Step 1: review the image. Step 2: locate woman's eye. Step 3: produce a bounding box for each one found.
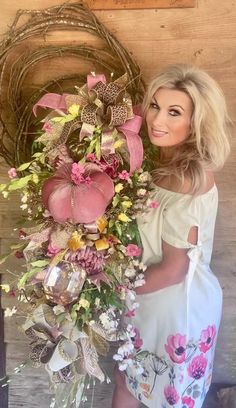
[169,109,181,116]
[150,102,159,109]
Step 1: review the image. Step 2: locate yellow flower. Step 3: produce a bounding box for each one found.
[78,298,90,310]
[68,104,80,116]
[96,216,108,233]
[114,139,125,149]
[1,284,10,293]
[121,200,132,209]
[95,237,110,251]
[68,231,85,252]
[32,174,39,184]
[118,213,131,222]
[115,183,124,193]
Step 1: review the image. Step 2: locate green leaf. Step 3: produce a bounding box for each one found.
[10,243,25,250]
[32,152,43,158]
[0,253,10,265]
[17,162,32,171]
[0,184,7,192]
[115,222,122,238]
[95,137,101,160]
[112,195,120,207]
[8,175,32,191]
[30,259,49,267]
[18,267,40,289]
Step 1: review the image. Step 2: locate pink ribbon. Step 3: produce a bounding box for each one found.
[118,113,143,174]
[32,76,144,173]
[33,93,68,116]
[87,74,106,90]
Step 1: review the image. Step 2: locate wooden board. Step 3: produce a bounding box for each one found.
[0,0,236,406]
[86,0,196,9]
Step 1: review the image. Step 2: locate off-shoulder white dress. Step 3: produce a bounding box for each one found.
[125,185,222,408]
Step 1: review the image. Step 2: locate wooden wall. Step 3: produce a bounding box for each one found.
[0,0,236,406]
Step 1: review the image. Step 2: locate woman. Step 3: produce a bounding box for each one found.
[112,64,231,408]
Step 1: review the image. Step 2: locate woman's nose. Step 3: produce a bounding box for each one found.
[152,109,166,126]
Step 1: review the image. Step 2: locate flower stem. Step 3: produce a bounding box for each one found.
[181,379,195,397]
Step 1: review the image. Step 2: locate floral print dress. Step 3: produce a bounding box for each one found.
[125,184,222,408]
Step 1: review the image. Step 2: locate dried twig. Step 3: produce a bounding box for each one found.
[0,2,145,166]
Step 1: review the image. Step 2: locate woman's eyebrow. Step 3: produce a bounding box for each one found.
[169,104,185,111]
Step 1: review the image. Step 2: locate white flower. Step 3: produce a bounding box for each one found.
[134,279,146,288]
[20,204,27,210]
[124,267,136,278]
[118,341,134,356]
[118,362,128,371]
[139,262,147,272]
[21,193,28,203]
[53,305,65,315]
[126,289,136,301]
[2,191,9,198]
[4,306,17,317]
[137,188,147,197]
[95,297,100,307]
[138,172,151,183]
[113,354,123,361]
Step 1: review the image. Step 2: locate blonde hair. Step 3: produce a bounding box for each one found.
[143,64,231,193]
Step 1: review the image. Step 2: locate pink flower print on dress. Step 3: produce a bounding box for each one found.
[199,325,217,353]
[182,396,195,408]
[164,385,180,405]
[165,333,186,363]
[188,354,208,380]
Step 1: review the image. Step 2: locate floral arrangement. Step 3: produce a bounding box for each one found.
[0,73,156,407]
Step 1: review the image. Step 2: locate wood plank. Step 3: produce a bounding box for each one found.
[86,0,196,10]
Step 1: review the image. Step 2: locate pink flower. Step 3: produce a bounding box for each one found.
[100,155,120,178]
[188,354,208,379]
[47,241,61,257]
[149,200,159,209]
[86,153,97,162]
[69,247,106,275]
[43,121,53,133]
[164,385,180,405]
[8,168,17,179]
[125,309,136,318]
[199,325,217,353]
[165,333,186,363]
[14,251,24,259]
[125,244,142,258]
[42,163,114,224]
[71,162,92,185]
[132,328,143,350]
[182,396,195,408]
[118,170,130,180]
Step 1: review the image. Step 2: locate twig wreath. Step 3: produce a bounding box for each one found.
[0,1,145,167]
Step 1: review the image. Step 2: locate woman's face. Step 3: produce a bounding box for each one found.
[146,87,193,148]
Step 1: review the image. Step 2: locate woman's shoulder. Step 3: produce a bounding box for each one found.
[157,172,215,195]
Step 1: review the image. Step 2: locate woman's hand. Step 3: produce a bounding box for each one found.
[135,239,191,295]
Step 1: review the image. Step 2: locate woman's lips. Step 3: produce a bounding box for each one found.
[151,128,168,137]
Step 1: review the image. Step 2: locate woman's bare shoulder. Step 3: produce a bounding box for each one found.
[157,172,215,195]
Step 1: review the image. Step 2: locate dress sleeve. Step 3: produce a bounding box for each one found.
[161,197,200,249]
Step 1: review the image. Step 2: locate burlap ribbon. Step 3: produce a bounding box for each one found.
[33,74,143,173]
[23,304,108,381]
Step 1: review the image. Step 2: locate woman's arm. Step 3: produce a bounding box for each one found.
[135,226,198,295]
